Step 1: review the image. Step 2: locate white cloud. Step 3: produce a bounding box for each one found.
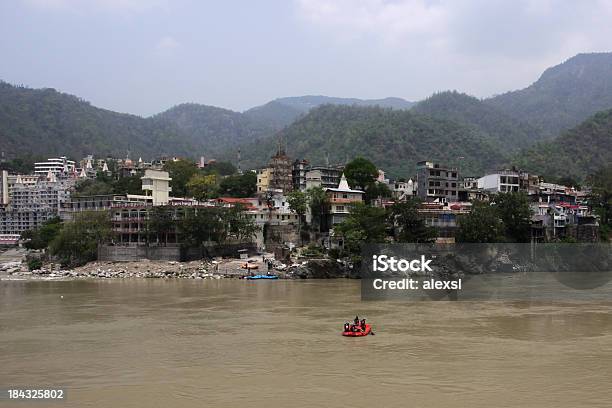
[296,0,449,45]
[296,0,612,56]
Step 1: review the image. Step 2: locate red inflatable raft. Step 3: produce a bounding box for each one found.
[342,324,372,337]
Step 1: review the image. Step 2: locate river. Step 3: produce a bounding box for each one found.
[1,279,612,407]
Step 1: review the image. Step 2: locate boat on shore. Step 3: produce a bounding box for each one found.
[245,274,279,280]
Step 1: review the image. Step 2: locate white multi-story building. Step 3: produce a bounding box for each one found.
[477,170,520,193]
[34,156,76,177]
[325,173,364,225]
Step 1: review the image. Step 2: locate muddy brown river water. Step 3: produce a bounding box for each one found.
[1,279,612,407]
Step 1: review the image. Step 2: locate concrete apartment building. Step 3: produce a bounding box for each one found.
[476,169,540,194]
[0,169,75,235]
[416,161,460,203]
[305,165,343,191]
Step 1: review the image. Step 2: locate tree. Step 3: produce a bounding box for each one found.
[222,204,260,242]
[148,206,174,246]
[334,203,388,259]
[218,172,257,197]
[164,159,199,197]
[49,211,113,267]
[365,182,392,204]
[493,192,532,242]
[202,161,237,176]
[306,186,329,232]
[344,157,378,190]
[22,217,63,250]
[74,179,114,196]
[180,207,224,245]
[388,199,436,243]
[456,201,504,243]
[179,206,259,246]
[113,174,143,195]
[287,190,308,245]
[187,173,218,200]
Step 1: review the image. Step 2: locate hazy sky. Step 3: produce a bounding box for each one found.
[2,0,612,116]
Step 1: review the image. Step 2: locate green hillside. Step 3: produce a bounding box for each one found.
[412,91,543,148]
[233,104,507,178]
[244,95,414,129]
[0,81,195,159]
[512,109,612,181]
[486,52,612,137]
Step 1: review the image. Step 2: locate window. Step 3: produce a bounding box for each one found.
[336,205,345,212]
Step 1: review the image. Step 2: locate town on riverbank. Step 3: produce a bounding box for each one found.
[1,146,610,280]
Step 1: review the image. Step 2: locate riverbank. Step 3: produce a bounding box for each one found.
[1,255,351,280]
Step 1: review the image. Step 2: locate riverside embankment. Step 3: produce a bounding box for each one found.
[1,255,350,280]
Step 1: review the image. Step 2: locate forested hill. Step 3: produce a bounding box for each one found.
[485,52,612,137]
[152,103,278,153]
[512,109,612,181]
[0,82,195,159]
[244,95,414,129]
[0,82,416,161]
[232,104,507,177]
[412,91,543,148]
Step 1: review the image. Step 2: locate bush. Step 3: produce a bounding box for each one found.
[26,255,43,271]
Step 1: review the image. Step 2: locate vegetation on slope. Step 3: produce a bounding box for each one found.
[512,109,612,181]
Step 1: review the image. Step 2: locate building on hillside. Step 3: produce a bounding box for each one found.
[531,201,599,242]
[140,170,172,205]
[303,165,343,191]
[477,170,521,193]
[417,201,472,243]
[34,156,76,177]
[416,161,459,203]
[325,173,364,226]
[292,159,309,191]
[392,179,417,201]
[459,176,490,201]
[377,169,390,185]
[0,171,75,235]
[267,142,293,194]
[476,169,539,195]
[256,168,271,193]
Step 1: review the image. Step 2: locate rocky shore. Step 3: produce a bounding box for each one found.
[1,257,351,280]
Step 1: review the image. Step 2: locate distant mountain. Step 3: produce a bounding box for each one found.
[244,95,414,128]
[512,108,612,181]
[486,52,612,137]
[0,81,194,160]
[152,103,277,155]
[412,91,543,148]
[0,83,417,162]
[233,104,507,177]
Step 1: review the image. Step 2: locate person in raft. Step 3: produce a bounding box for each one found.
[344,322,350,332]
[361,319,366,331]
